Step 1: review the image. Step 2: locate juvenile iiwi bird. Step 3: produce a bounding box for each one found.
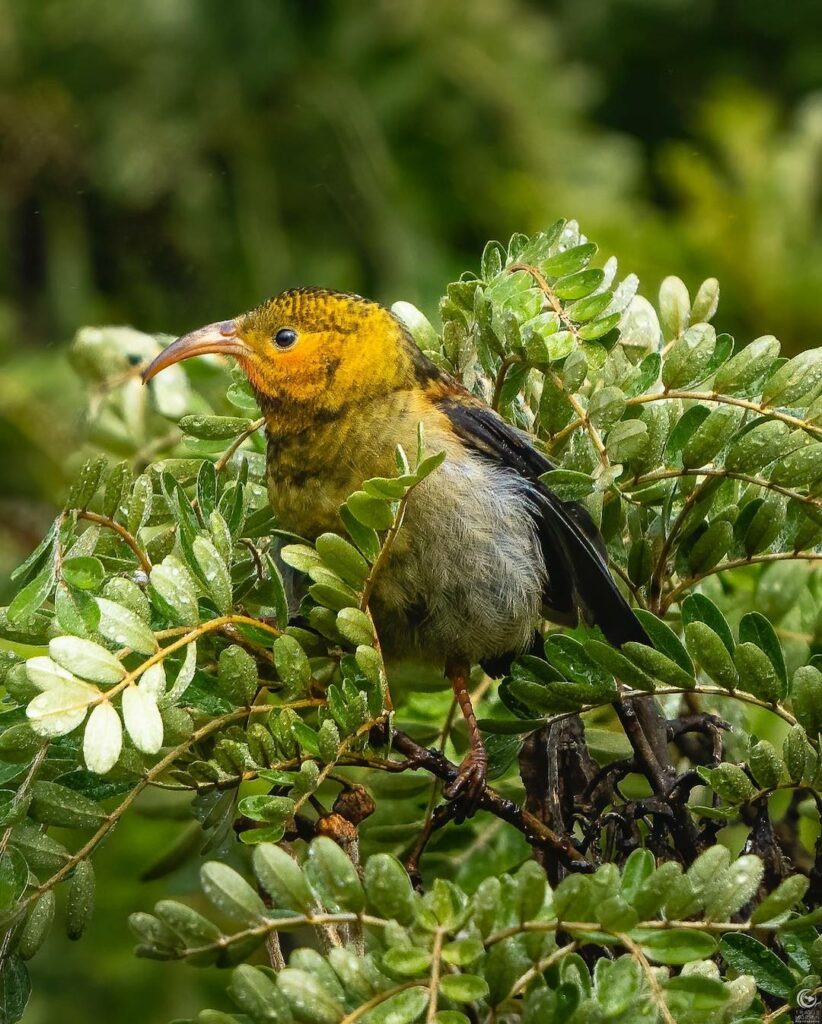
[143,288,648,815]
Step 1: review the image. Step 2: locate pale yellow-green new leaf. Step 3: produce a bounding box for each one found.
[95,597,158,655]
[83,701,123,774]
[27,681,99,738]
[122,685,164,754]
[49,636,125,686]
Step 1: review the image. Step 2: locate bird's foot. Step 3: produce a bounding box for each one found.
[443,746,488,823]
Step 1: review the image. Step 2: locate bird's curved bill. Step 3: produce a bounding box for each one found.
[141,321,247,383]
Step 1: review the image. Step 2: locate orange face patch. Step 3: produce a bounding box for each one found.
[235,288,419,429]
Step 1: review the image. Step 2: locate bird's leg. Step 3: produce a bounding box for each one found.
[443,656,487,820]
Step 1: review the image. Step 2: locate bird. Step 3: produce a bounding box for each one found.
[142,287,649,816]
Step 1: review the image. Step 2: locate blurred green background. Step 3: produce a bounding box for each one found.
[3,0,822,1019]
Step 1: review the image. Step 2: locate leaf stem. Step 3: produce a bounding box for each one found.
[77,510,152,574]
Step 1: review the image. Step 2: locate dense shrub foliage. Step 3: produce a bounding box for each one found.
[1,223,822,1022]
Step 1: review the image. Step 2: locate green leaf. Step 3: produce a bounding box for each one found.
[658,275,690,342]
[66,456,107,511]
[748,739,783,790]
[661,976,729,1011]
[61,556,105,592]
[273,634,311,693]
[543,636,617,698]
[567,289,612,323]
[315,533,370,587]
[10,517,58,584]
[192,535,233,614]
[179,414,252,440]
[439,975,489,1003]
[227,964,295,1019]
[48,636,125,686]
[277,968,345,1024]
[620,849,654,905]
[346,491,395,530]
[280,543,322,573]
[666,406,710,461]
[579,312,621,341]
[382,947,433,976]
[734,642,785,703]
[150,556,200,626]
[28,781,106,829]
[339,506,380,562]
[237,794,295,824]
[226,379,260,413]
[588,386,626,430]
[0,846,27,911]
[552,268,605,300]
[686,520,733,574]
[607,420,649,463]
[18,891,56,960]
[743,494,784,555]
[584,640,656,692]
[783,724,815,785]
[719,933,796,998]
[363,987,429,1024]
[336,607,374,647]
[95,597,157,655]
[252,843,313,913]
[364,854,416,925]
[633,610,693,676]
[662,323,716,388]
[66,860,95,940]
[685,621,737,690]
[0,955,30,1024]
[218,645,258,705]
[681,593,734,656]
[542,242,597,277]
[737,618,786,700]
[127,474,154,535]
[442,938,484,967]
[629,862,683,919]
[791,665,822,736]
[304,836,365,913]
[200,861,266,925]
[540,470,595,502]
[714,334,780,392]
[101,461,131,518]
[682,406,744,468]
[762,349,822,407]
[702,763,756,805]
[7,567,55,626]
[633,928,717,965]
[750,875,809,924]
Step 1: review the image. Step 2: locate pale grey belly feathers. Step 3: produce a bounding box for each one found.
[370,452,547,662]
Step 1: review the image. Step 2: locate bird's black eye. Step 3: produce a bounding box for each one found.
[274,327,298,350]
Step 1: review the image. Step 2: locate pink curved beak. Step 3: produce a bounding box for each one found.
[141,320,247,383]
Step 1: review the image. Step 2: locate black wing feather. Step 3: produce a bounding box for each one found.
[438,396,649,648]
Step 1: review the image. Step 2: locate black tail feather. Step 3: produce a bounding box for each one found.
[534,487,650,649]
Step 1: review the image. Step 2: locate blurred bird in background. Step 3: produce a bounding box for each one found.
[143,288,648,815]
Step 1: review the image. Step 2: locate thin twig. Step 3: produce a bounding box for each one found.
[618,931,677,1024]
[492,354,524,411]
[214,417,266,474]
[77,510,152,574]
[663,551,820,611]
